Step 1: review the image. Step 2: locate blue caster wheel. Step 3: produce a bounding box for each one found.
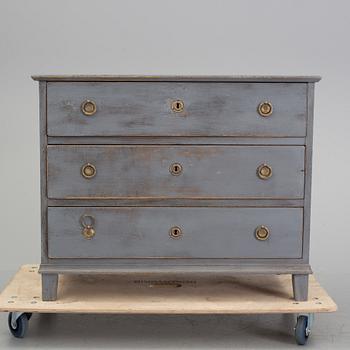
[7,312,31,338]
[295,315,310,345]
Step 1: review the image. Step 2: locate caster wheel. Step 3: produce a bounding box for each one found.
[25,313,33,320]
[7,313,29,338]
[295,315,309,345]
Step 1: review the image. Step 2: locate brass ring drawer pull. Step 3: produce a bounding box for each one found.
[171,99,184,113]
[81,99,97,116]
[255,225,270,241]
[258,101,273,117]
[169,162,183,176]
[80,214,96,239]
[169,226,183,239]
[81,163,96,179]
[257,163,272,180]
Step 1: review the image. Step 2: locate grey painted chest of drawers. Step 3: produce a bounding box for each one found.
[32,75,320,301]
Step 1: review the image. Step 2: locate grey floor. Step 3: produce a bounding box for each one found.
[0,270,348,349]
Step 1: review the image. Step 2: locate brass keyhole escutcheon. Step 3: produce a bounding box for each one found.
[255,225,270,241]
[80,214,96,240]
[171,99,184,113]
[170,163,183,176]
[81,99,97,116]
[169,226,183,239]
[81,163,96,179]
[258,101,273,117]
[82,226,96,239]
[257,163,272,180]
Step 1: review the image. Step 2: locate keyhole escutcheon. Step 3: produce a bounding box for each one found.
[171,99,185,113]
[170,162,183,176]
[169,226,183,239]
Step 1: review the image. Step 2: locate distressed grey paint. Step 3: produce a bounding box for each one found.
[39,82,49,264]
[41,274,58,301]
[47,207,303,259]
[39,263,313,275]
[33,75,319,301]
[32,75,321,82]
[302,83,315,264]
[292,274,309,301]
[47,198,305,207]
[47,136,307,145]
[47,82,307,137]
[47,145,305,199]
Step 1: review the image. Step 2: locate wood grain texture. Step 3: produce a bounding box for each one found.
[41,273,58,301]
[34,76,319,299]
[302,83,315,263]
[47,136,307,145]
[47,198,305,207]
[47,145,305,199]
[47,207,303,259]
[0,265,336,314]
[38,262,312,274]
[46,82,307,137]
[39,82,48,264]
[32,75,322,82]
[292,274,309,301]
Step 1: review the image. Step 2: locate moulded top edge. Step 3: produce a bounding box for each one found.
[31,75,322,83]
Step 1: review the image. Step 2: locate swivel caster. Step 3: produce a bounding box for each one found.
[295,314,313,345]
[7,312,32,338]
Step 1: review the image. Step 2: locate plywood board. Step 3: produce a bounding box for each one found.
[0,265,337,314]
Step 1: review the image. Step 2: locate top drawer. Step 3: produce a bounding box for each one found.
[46,82,307,137]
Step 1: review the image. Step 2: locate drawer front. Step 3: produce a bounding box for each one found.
[48,207,303,259]
[47,82,307,137]
[47,145,305,199]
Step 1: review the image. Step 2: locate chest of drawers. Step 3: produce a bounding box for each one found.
[32,75,320,301]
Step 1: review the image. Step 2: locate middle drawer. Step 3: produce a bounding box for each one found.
[47,145,305,199]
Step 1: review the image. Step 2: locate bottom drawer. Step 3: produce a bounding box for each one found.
[48,207,303,259]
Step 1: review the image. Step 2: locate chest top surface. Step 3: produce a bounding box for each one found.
[32,74,321,82]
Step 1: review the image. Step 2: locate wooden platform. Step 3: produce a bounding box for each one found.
[0,265,337,315]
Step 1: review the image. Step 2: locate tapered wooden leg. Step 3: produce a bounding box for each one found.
[42,273,58,301]
[292,274,309,301]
